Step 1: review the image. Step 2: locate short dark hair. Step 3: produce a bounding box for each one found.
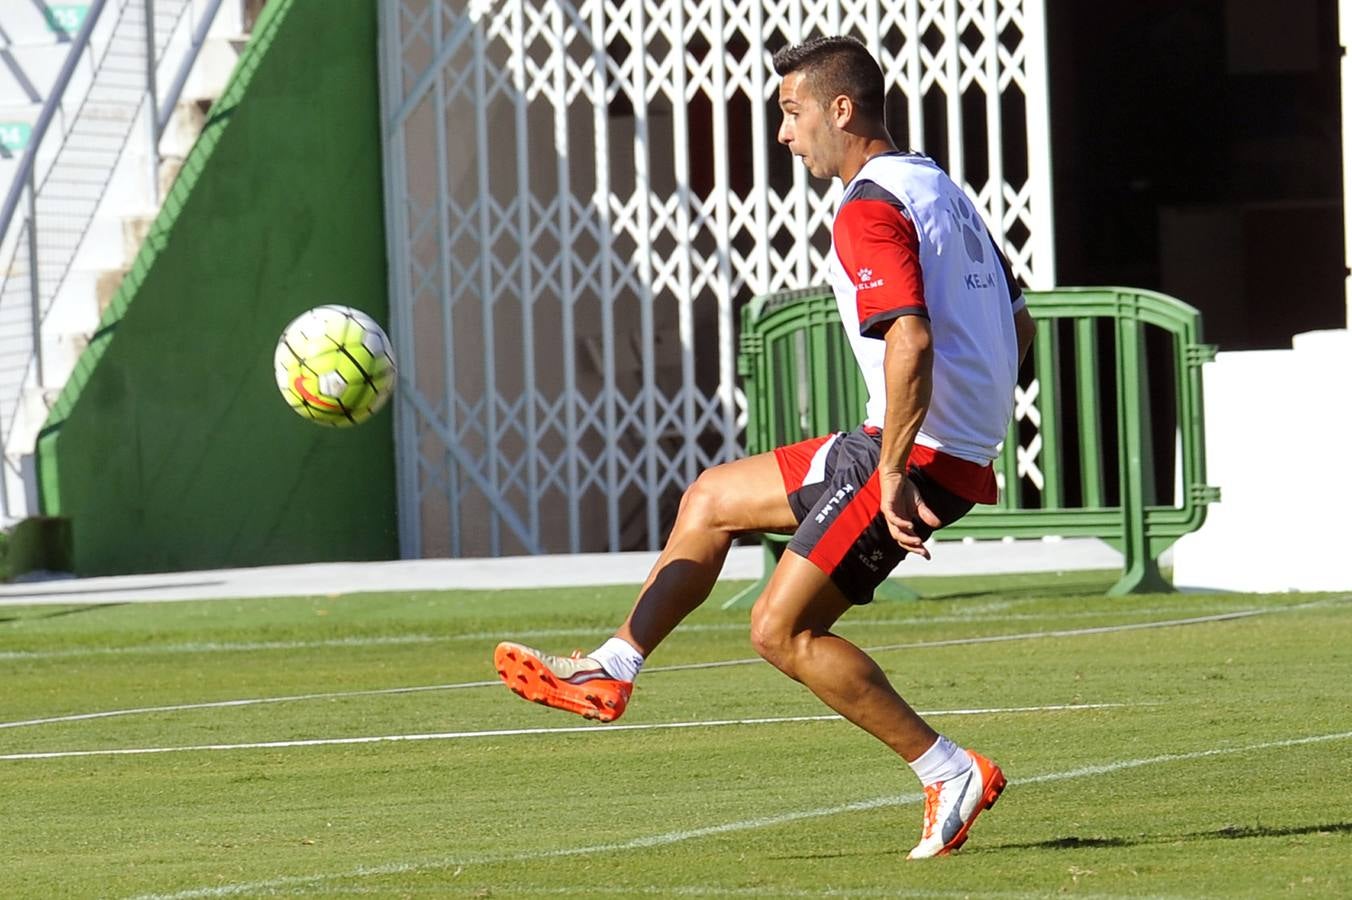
[772,35,885,124]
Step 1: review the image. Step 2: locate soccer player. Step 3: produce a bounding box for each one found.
[495,34,1036,859]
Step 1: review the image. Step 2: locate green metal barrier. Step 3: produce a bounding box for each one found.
[726,286,1219,606]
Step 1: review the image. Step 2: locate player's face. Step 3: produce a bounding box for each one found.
[777,72,843,179]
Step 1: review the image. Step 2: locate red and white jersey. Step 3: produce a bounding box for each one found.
[827,152,1024,502]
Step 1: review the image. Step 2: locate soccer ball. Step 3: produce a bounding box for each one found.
[274,305,396,426]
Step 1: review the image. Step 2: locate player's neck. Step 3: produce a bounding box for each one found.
[838,137,900,185]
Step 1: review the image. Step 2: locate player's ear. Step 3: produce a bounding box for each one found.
[830,94,853,128]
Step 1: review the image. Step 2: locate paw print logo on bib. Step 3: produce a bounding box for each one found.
[949,197,987,265]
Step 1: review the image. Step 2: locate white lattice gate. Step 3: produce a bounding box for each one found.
[377,0,1056,558]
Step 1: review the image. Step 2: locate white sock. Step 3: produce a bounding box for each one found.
[588,636,644,682]
[908,735,973,787]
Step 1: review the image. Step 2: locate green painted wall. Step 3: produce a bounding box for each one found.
[36,0,398,575]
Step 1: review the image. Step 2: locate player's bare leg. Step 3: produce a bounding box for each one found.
[748,550,1005,857]
[748,550,937,757]
[615,451,797,655]
[494,452,796,721]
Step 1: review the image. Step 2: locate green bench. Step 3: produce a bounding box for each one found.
[726,286,1219,606]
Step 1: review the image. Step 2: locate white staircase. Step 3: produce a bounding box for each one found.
[0,0,251,522]
[0,3,106,211]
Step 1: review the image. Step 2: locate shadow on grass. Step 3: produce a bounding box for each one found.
[770,822,1352,862]
[895,569,1123,603]
[919,582,1118,602]
[0,580,223,601]
[0,602,130,623]
[993,820,1352,851]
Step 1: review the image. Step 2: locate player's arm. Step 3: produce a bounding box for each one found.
[831,190,941,556]
[1014,305,1036,365]
[877,315,938,557]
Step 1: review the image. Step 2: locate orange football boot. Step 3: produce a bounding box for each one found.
[494,641,633,722]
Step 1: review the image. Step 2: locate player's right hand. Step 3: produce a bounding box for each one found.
[880,470,942,558]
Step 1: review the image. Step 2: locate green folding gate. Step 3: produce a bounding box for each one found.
[731,286,1219,604]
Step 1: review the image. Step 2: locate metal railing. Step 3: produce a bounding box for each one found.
[0,0,228,523]
[728,285,1220,603]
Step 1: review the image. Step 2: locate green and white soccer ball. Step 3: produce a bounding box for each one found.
[274,305,396,426]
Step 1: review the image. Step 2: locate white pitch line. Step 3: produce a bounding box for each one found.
[6,598,1343,662]
[1,604,1307,731]
[863,608,1270,654]
[0,704,1125,761]
[0,681,499,730]
[608,607,1272,674]
[0,634,445,661]
[132,728,1352,900]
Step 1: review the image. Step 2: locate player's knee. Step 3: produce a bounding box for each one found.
[678,467,728,529]
[749,607,799,677]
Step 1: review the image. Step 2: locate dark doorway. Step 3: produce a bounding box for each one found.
[1046,0,1345,350]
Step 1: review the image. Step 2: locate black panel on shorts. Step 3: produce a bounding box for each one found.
[783,427,974,603]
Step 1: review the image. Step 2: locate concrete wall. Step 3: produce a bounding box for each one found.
[35,0,397,575]
[1172,328,1352,591]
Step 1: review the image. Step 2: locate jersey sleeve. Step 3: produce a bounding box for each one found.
[832,193,927,340]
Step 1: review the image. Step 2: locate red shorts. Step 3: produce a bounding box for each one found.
[773,426,979,603]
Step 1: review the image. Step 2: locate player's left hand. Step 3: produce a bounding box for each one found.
[879,470,942,558]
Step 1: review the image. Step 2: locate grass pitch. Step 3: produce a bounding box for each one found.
[1,569,1349,898]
